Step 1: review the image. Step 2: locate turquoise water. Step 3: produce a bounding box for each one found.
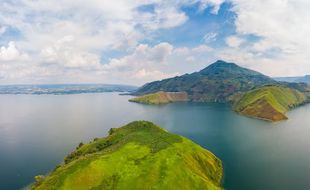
[1,93,310,189]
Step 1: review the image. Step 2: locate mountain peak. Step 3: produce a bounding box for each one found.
[207,60,238,68]
[213,60,234,65]
[199,60,244,75]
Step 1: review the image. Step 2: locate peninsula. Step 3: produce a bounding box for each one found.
[31,121,223,190]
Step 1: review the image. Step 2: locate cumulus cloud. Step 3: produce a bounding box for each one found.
[0,41,28,61]
[134,69,178,81]
[40,35,102,70]
[99,42,216,84]
[225,36,244,48]
[4,0,309,83]
[101,42,175,84]
[227,0,310,76]
[139,6,188,30]
[0,0,225,84]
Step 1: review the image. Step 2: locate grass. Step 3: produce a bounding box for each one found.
[129,91,188,105]
[233,85,307,121]
[31,121,223,190]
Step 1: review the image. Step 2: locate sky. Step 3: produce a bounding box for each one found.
[0,0,310,85]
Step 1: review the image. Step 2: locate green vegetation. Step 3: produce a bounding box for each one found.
[133,60,276,102]
[31,121,223,190]
[129,91,188,105]
[233,85,308,121]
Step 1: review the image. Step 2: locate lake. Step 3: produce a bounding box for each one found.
[1,93,310,190]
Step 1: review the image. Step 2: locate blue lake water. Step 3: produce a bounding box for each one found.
[1,93,310,189]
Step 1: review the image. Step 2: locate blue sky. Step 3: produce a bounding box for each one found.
[101,2,236,64]
[0,0,310,85]
[153,2,236,48]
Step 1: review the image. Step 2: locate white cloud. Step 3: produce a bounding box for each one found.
[225,36,244,48]
[0,0,225,84]
[134,69,178,81]
[40,35,102,70]
[139,5,188,30]
[0,41,28,61]
[7,0,310,83]
[99,42,216,84]
[227,0,310,76]
[192,45,213,53]
[186,56,195,62]
[199,0,225,13]
[2,0,309,84]
[101,42,175,84]
[173,47,190,55]
[203,32,217,43]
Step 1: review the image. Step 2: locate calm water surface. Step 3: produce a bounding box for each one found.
[1,93,310,190]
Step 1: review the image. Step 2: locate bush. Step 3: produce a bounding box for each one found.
[109,128,116,135]
[93,138,99,141]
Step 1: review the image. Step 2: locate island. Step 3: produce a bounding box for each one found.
[31,121,223,190]
[129,60,310,121]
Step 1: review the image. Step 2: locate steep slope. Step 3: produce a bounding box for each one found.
[134,60,276,102]
[129,91,188,104]
[233,85,308,121]
[31,121,223,190]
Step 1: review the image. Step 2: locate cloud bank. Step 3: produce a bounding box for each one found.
[0,0,309,84]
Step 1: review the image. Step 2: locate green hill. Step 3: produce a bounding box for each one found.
[129,91,188,104]
[133,60,277,102]
[233,85,308,121]
[31,121,223,190]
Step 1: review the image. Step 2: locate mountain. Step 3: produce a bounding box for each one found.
[233,85,308,122]
[133,60,277,102]
[131,60,310,121]
[275,75,310,84]
[31,121,223,190]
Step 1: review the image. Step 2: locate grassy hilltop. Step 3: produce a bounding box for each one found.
[32,121,223,190]
[233,85,307,121]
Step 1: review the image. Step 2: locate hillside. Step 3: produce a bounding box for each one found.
[133,60,277,102]
[233,86,308,121]
[129,91,188,104]
[31,121,223,190]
